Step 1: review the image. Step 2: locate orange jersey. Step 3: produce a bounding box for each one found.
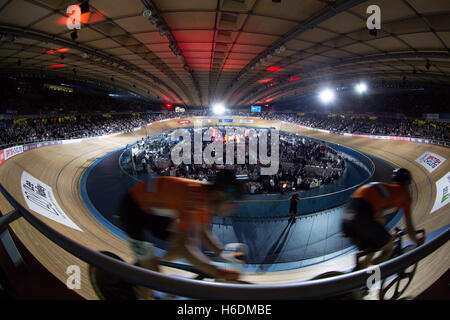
[351,182,411,223]
[129,176,210,232]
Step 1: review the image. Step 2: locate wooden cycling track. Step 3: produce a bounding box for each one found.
[0,117,448,300]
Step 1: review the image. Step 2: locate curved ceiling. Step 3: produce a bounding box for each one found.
[0,0,449,107]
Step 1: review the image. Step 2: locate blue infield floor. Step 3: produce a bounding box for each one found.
[81,146,396,271]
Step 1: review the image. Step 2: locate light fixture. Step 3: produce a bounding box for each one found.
[212,102,226,115]
[142,9,152,18]
[149,16,158,24]
[355,82,368,94]
[318,88,335,104]
[267,66,284,72]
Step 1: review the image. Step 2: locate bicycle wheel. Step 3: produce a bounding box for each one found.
[379,245,418,300]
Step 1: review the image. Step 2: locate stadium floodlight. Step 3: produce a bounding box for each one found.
[318,88,335,104]
[212,102,226,115]
[355,82,368,94]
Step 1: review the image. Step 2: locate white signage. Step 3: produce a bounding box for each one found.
[195,119,211,124]
[21,171,83,231]
[431,171,450,214]
[416,151,446,173]
[4,145,24,160]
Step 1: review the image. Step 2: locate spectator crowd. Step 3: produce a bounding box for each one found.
[128,127,345,195]
[2,110,449,149]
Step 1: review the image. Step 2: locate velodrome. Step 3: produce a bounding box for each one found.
[0,116,448,300]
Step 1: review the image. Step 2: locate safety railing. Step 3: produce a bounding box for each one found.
[0,183,448,299]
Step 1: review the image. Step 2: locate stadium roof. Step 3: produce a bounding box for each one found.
[0,0,449,107]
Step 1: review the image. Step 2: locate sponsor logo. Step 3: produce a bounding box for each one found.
[431,171,450,213]
[195,119,211,124]
[177,120,191,124]
[21,171,83,231]
[218,119,233,123]
[416,152,446,173]
[4,145,24,160]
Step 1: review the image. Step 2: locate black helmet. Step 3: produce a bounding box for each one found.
[211,169,245,200]
[392,168,412,186]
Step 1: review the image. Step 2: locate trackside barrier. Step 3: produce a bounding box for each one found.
[0,184,448,300]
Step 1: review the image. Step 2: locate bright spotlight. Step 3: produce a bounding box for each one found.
[355,82,368,94]
[212,103,226,115]
[319,88,335,104]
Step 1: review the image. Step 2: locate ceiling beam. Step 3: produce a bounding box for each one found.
[226,0,369,98]
[141,0,202,106]
[245,70,450,104]
[236,51,450,104]
[0,24,185,104]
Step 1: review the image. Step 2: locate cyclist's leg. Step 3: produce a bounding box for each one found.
[359,252,375,270]
[342,198,381,269]
[127,238,159,299]
[163,231,221,278]
[371,238,394,265]
[118,193,160,299]
[360,217,393,267]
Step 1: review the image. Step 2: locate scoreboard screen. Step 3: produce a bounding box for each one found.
[251,106,261,112]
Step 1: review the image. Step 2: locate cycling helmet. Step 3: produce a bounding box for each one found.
[211,169,245,200]
[392,168,412,186]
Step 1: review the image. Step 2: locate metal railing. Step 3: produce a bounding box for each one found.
[0,183,448,299]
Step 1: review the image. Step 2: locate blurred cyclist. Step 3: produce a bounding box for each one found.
[119,169,244,299]
[341,168,424,270]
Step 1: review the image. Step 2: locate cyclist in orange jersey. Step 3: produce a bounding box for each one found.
[118,169,245,298]
[341,168,423,270]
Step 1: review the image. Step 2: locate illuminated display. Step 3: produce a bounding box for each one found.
[266,66,284,72]
[251,106,261,112]
[44,84,74,93]
[46,64,66,68]
[46,48,69,55]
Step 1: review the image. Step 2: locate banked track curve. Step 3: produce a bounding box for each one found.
[0,117,448,300]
